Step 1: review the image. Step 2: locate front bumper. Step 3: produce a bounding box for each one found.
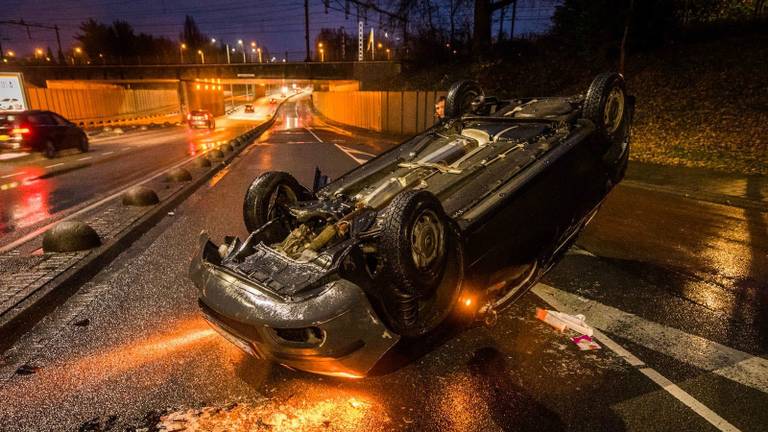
[189,233,399,378]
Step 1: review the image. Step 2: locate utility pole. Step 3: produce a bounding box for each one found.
[509,0,518,40]
[304,0,311,62]
[54,25,64,63]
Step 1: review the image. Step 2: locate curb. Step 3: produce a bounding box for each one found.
[620,179,768,212]
[0,101,286,351]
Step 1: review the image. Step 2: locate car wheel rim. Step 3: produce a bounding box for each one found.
[410,209,444,271]
[266,184,298,222]
[603,87,625,134]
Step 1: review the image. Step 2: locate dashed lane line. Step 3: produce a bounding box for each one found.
[102,151,115,156]
[533,283,741,432]
[45,163,64,169]
[0,151,206,254]
[77,156,92,161]
[1,172,22,179]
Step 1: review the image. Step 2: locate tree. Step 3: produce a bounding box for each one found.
[181,15,207,52]
[472,0,516,54]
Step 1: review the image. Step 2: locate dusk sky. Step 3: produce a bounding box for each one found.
[1,0,555,59]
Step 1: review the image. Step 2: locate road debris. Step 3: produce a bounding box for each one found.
[571,335,602,351]
[535,307,594,336]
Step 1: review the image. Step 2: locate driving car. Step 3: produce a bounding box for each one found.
[244,104,255,113]
[190,72,634,378]
[187,109,215,129]
[0,110,89,158]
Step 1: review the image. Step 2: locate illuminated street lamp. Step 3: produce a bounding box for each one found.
[73,46,83,64]
[237,39,246,63]
[386,48,391,60]
[6,50,14,58]
[35,48,44,58]
[197,49,205,64]
[210,38,216,43]
[317,42,324,62]
[179,42,187,63]
[257,47,262,63]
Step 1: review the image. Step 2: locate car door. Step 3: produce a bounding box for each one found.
[26,113,57,150]
[50,113,79,149]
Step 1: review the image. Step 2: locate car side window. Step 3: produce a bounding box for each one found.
[50,113,70,126]
[28,113,56,125]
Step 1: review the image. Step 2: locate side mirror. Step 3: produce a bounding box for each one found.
[312,166,330,192]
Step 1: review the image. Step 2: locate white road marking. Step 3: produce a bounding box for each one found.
[533,283,743,432]
[567,245,597,257]
[77,156,92,161]
[102,151,115,156]
[533,283,768,394]
[305,127,323,143]
[0,151,205,254]
[45,162,64,168]
[1,172,22,179]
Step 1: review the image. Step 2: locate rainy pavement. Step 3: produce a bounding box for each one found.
[0,97,277,251]
[0,97,766,431]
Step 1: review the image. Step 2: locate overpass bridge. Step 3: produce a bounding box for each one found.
[0,61,400,88]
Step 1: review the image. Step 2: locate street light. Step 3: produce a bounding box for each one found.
[6,50,15,58]
[179,43,187,63]
[210,38,216,43]
[319,48,325,62]
[73,46,82,64]
[257,47,262,63]
[386,48,391,60]
[237,40,246,63]
[197,49,205,64]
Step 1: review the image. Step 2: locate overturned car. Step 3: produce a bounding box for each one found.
[190,72,634,378]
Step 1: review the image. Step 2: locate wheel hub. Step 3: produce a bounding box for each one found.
[603,87,625,134]
[411,209,444,270]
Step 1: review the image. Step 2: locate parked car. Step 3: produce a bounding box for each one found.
[0,110,88,158]
[244,104,255,113]
[0,98,23,111]
[191,72,634,378]
[187,109,215,129]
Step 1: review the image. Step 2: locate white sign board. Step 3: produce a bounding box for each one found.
[0,73,28,112]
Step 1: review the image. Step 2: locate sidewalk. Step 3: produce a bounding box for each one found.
[623,161,768,211]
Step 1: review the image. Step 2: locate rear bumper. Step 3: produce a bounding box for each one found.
[189,233,399,378]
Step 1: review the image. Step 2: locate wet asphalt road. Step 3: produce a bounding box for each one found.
[0,100,275,250]
[0,97,766,431]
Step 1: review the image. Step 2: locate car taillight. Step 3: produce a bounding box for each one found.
[12,127,30,135]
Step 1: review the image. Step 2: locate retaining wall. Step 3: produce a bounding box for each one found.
[312,90,447,135]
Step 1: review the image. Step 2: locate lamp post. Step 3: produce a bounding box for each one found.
[73,46,82,64]
[225,43,231,64]
[257,47,262,63]
[237,39,246,63]
[179,43,186,63]
[317,42,323,62]
[197,50,205,64]
[386,48,391,60]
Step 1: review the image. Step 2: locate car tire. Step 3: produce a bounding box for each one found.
[582,72,627,141]
[44,140,57,159]
[243,171,311,236]
[379,190,464,337]
[445,80,484,118]
[78,135,89,153]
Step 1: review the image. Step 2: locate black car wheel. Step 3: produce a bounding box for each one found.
[582,72,627,141]
[43,140,57,159]
[379,190,463,337]
[78,135,89,153]
[243,171,310,237]
[445,80,484,118]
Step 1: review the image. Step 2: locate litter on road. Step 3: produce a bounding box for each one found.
[571,334,602,351]
[535,307,594,336]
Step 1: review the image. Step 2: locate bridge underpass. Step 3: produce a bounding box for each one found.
[0,61,399,88]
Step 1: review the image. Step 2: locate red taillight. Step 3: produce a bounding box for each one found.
[12,127,30,135]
